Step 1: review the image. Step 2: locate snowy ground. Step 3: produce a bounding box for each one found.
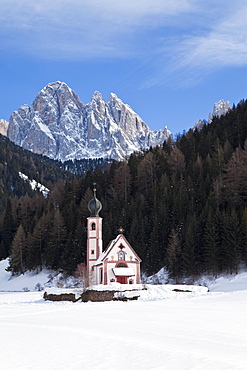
[0,260,247,370]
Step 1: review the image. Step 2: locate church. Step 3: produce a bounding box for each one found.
[87,187,142,286]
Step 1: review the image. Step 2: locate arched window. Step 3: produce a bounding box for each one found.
[117,263,127,268]
[91,222,96,230]
[118,251,125,260]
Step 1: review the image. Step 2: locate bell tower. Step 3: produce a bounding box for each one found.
[87,184,103,285]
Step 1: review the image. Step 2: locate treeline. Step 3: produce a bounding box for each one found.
[61,158,114,175]
[0,134,111,213]
[1,99,247,280]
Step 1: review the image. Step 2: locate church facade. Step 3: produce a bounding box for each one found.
[87,188,141,286]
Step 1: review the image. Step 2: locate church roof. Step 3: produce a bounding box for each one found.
[94,233,142,265]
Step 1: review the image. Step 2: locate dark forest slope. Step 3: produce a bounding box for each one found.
[2,99,247,279]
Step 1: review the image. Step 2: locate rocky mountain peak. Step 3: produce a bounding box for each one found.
[91,91,103,101]
[0,119,9,136]
[193,99,232,131]
[208,99,231,123]
[89,91,107,117]
[7,82,171,162]
[109,92,118,101]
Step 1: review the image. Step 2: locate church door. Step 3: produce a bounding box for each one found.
[116,276,127,284]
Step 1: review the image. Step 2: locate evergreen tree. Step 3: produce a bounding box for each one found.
[137,151,157,194]
[203,211,221,276]
[241,207,247,266]
[28,212,50,271]
[221,209,241,274]
[182,214,199,278]
[166,228,182,283]
[2,199,15,258]
[44,210,68,270]
[9,224,27,274]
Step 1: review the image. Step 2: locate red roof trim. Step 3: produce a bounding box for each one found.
[101,234,142,262]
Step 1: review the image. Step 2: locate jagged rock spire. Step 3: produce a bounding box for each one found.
[7,81,172,161]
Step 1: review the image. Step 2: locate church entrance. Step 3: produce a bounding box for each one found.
[116,276,128,284]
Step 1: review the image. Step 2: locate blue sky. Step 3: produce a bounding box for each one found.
[0,0,247,135]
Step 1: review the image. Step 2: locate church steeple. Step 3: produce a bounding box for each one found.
[88,183,102,217]
[87,184,103,285]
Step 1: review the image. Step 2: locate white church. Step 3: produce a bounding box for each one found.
[87,187,142,285]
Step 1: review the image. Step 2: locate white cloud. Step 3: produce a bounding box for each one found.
[179,6,247,68]
[1,0,247,86]
[141,1,247,88]
[0,0,196,59]
[0,0,194,25]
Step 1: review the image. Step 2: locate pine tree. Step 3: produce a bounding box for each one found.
[221,209,241,274]
[166,228,182,283]
[16,195,36,234]
[241,207,247,266]
[10,224,27,274]
[2,199,15,258]
[182,214,199,278]
[137,152,157,194]
[203,211,221,276]
[28,213,50,271]
[44,210,68,270]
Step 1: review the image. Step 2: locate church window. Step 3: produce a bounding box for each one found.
[91,222,96,230]
[91,250,95,255]
[117,263,127,268]
[118,251,125,260]
[100,268,103,283]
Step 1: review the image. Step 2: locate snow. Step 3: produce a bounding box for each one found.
[9,82,172,162]
[0,258,247,370]
[208,99,231,123]
[207,272,247,292]
[19,172,49,197]
[37,119,54,140]
[112,267,135,276]
[0,118,9,136]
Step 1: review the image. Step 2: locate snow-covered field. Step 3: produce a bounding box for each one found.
[0,259,247,370]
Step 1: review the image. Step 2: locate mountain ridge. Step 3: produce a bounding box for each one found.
[7,81,171,162]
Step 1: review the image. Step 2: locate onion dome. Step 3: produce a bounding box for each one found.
[88,186,102,217]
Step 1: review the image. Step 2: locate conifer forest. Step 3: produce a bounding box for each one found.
[1,99,247,280]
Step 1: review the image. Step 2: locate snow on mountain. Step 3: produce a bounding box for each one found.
[193,99,231,130]
[19,172,49,197]
[0,119,9,136]
[7,81,172,162]
[208,99,231,123]
[192,118,207,131]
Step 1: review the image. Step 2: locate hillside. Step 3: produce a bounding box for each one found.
[0,134,73,209]
[1,98,247,279]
